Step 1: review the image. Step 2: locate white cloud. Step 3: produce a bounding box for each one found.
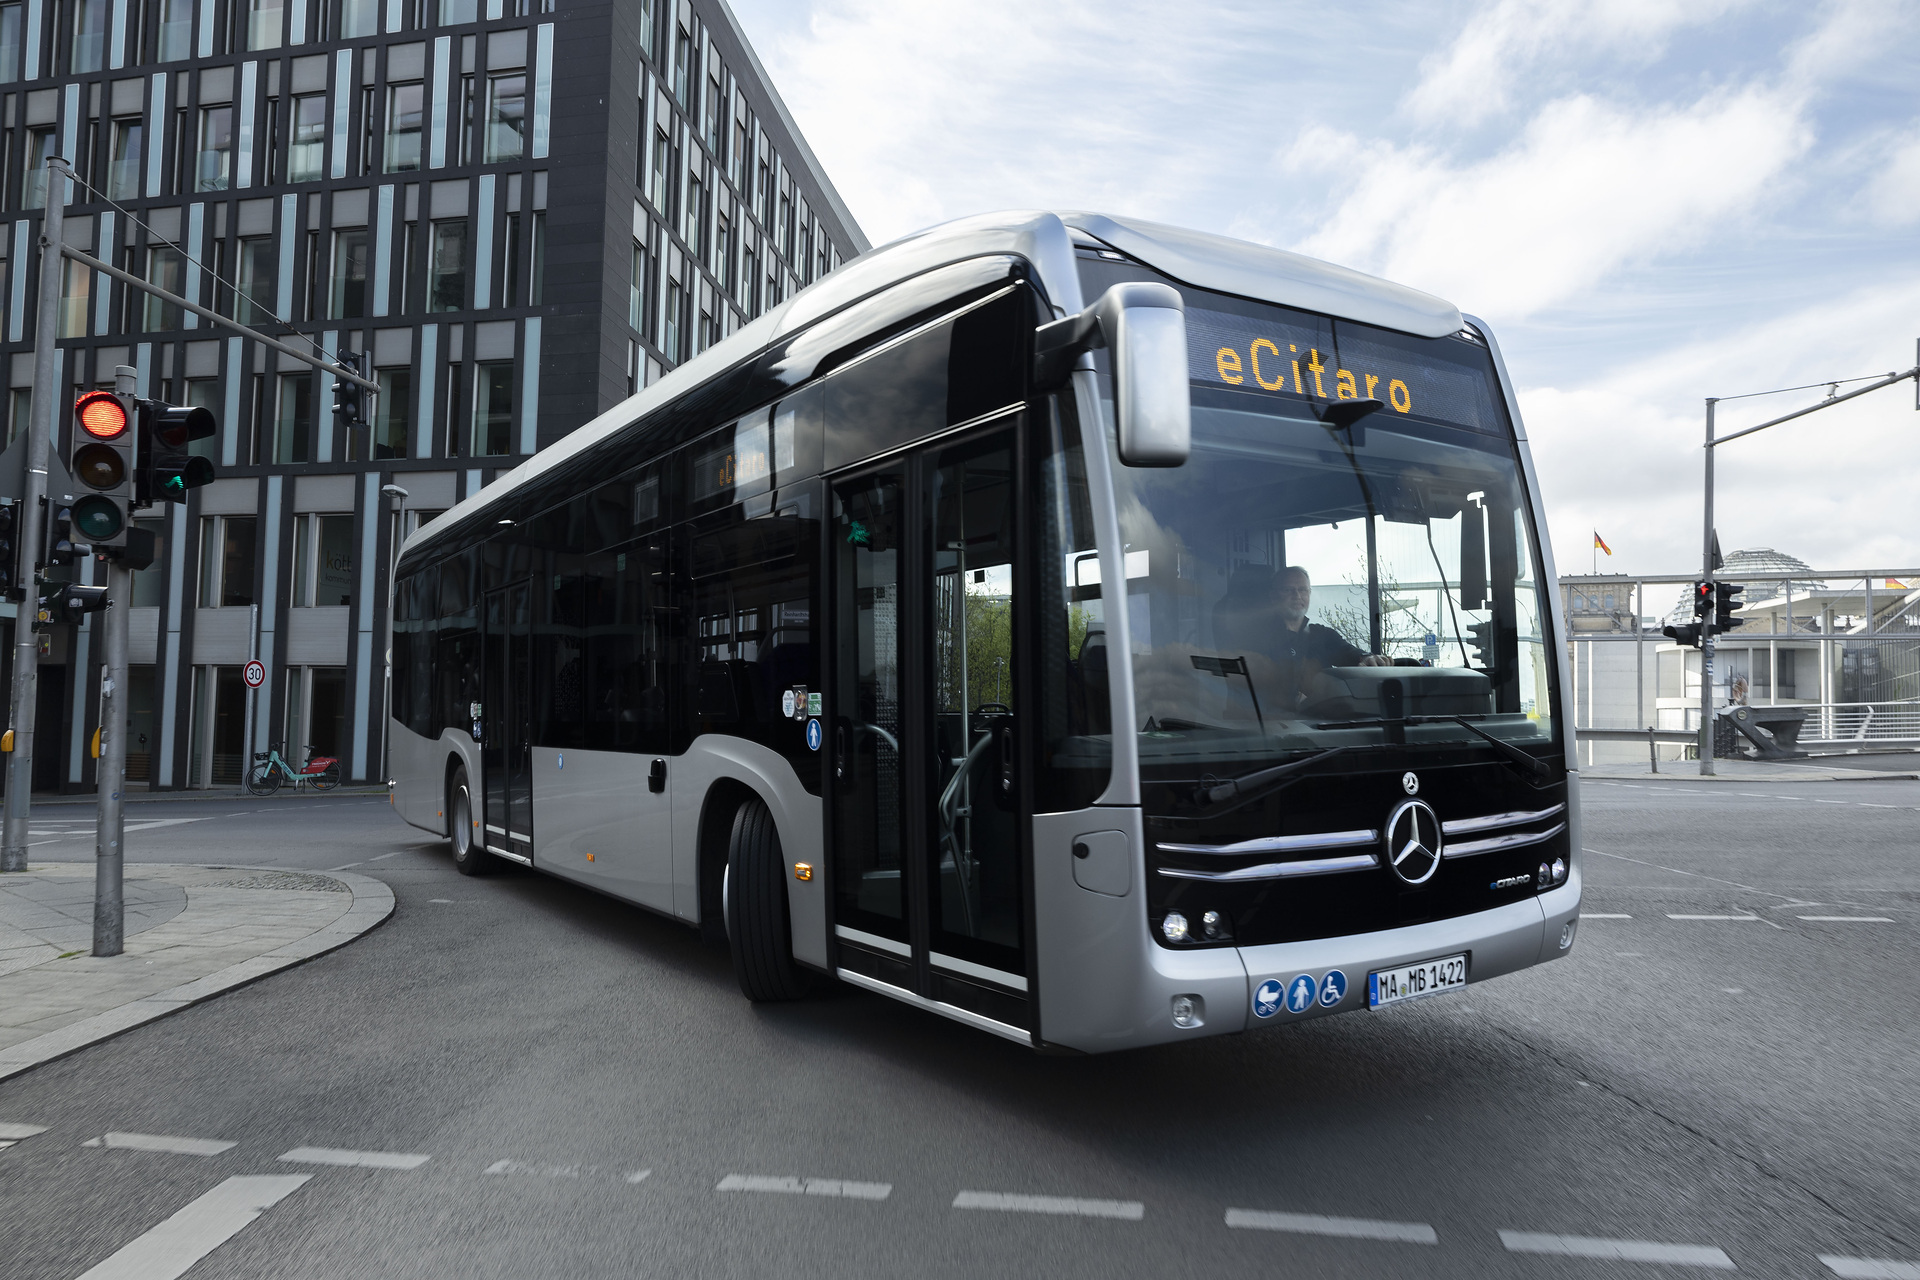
[1290,88,1811,319]
[1864,129,1920,225]
[1402,0,1746,127]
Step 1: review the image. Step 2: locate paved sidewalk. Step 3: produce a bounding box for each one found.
[1583,756,1920,782]
[0,862,392,1082]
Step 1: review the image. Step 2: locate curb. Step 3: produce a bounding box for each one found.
[0,868,395,1083]
[1582,770,1920,783]
[23,787,391,807]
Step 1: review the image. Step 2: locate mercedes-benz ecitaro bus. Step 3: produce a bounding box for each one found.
[388,210,1580,1053]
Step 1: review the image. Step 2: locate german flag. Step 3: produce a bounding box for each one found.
[1593,532,1612,556]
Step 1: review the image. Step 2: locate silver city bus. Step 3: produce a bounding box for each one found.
[388,211,1580,1052]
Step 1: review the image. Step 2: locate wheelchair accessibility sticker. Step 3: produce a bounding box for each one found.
[1319,969,1347,1008]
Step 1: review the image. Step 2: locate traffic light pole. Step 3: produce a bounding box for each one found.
[93,539,133,956]
[0,160,68,872]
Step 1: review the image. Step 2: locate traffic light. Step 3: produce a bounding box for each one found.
[53,583,109,625]
[1713,582,1745,633]
[332,352,367,431]
[46,501,77,566]
[1692,580,1714,618]
[1466,619,1495,667]
[1663,621,1703,649]
[70,389,135,550]
[0,501,15,597]
[137,400,217,506]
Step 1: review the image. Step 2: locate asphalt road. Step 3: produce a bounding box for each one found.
[1,776,1916,1278]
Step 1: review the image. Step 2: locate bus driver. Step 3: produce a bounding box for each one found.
[1214,564,1389,714]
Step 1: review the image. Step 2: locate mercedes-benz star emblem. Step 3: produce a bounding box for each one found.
[1402,771,1420,795]
[1384,799,1443,885]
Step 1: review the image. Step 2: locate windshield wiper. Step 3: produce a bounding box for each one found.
[1440,715,1553,781]
[1191,744,1357,813]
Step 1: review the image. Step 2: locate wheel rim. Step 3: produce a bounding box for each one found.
[451,785,471,857]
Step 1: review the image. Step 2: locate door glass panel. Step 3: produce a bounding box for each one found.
[927,435,1022,966]
[831,472,906,938]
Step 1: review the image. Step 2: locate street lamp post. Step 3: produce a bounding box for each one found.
[380,484,408,785]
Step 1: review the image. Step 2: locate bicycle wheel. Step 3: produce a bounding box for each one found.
[245,762,282,796]
[311,762,342,791]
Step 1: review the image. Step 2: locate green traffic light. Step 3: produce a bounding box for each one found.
[71,495,125,541]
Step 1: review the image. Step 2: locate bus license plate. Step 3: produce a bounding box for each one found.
[1368,954,1467,1009]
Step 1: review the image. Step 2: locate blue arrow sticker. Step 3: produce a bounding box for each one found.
[805,718,823,751]
[1252,979,1284,1019]
[1285,973,1318,1014]
[1319,969,1348,1008]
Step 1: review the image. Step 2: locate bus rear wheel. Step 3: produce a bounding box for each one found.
[448,765,490,876]
[726,797,810,1002]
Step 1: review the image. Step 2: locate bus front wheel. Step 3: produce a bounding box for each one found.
[725,797,810,1002]
[448,765,490,876]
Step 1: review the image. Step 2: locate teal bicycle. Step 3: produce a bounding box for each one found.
[245,741,342,795]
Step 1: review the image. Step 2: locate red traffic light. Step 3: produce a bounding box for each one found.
[75,391,129,440]
[1692,581,1714,617]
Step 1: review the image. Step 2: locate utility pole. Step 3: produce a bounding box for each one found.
[1699,398,1717,776]
[1,158,69,872]
[92,364,136,955]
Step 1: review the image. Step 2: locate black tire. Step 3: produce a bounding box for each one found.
[312,761,341,791]
[447,765,491,876]
[725,798,810,1002]
[245,763,281,796]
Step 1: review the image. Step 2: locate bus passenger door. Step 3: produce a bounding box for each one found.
[829,422,1031,1028]
[482,581,534,861]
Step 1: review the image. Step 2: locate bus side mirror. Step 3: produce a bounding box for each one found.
[1034,281,1191,468]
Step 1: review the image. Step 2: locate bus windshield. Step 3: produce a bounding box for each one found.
[1096,294,1559,775]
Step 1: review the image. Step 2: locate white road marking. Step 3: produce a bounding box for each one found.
[370,852,402,861]
[123,818,215,832]
[70,1174,309,1280]
[82,1132,235,1156]
[1799,916,1895,923]
[1225,1208,1436,1243]
[277,1146,429,1170]
[0,1122,49,1140]
[1668,914,1760,921]
[1581,913,1632,919]
[625,1169,651,1184]
[1821,1256,1920,1279]
[427,899,454,903]
[1499,1230,1734,1268]
[327,863,363,871]
[953,1190,1143,1220]
[717,1174,891,1200]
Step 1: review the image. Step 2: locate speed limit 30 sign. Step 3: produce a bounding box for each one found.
[243,659,266,688]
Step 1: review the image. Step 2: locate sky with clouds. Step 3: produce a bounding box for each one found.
[728,0,1920,579]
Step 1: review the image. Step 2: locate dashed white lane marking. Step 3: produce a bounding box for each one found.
[1225,1208,1436,1244]
[277,1146,429,1170]
[1799,916,1895,923]
[717,1174,891,1200]
[370,851,403,861]
[953,1190,1143,1220]
[82,1132,235,1156]
[427,898,454,903]
[0,1122,49,1140]
[482,1159,652,1184]
[1668,914,1760,922]
[70,1173,309,1280]
[1581,913,1632,919]
[1821,1256,1920,1279]
[1499,1230,1734,1269]
[327,863,363,871]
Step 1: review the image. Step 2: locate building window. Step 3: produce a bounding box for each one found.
[59,259,90,338]
[106,118,144,201]
[21,127,55,209]
[130,520,169,608]
[704,73,722,155]
[274,372,313,463]
[672,24,689,108]
[483,72,525,163]
[339,0,378,38]
[0,3,21,82]
[437,0,475,23]
[291,513,354,605]
[374,368,410,458]
[385,81,423,171]
[186,379,220,460]
[648,131,671,215]
[198,515,259,608]
[197,106,235,192]
[143,247,185,331]
[70,0,107,72]
[499,211,521,308]
[471,361,514,455]
[330,229,369,318]
[628,240,647,331]
[156,0,192,60]
[529,211,544,305]
[286,667,349,761]
[8,389,31,445]
[429,219,466,311]
[236,237,275,323]
[289,94,327,182]
[247,0,284,50]
[664,277,683,364]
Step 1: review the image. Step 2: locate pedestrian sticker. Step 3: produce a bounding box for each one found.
[1285,973,1317,1014]
[805,719,823,751]
[1252,979,1284,1019]
[1318,969,1347,1008]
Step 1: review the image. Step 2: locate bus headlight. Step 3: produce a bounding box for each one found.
[1201,909,1230,941]
[1551,856,1567,884]
[1160,912,1190,943]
